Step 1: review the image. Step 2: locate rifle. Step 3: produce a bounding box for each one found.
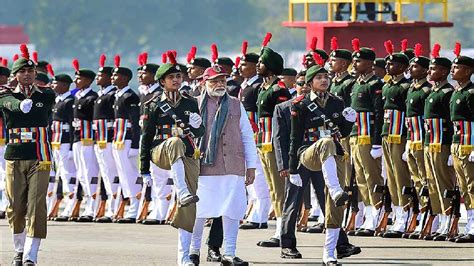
[166,199,177,224]
[94,177,108,219]
[444,186,461,239]
[344,166,359,232]
[374,182,392,236]
[419,186,434,239]
[402,184,420,236]
[137,186,152,222]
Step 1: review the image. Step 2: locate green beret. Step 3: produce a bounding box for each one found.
[411,56,430,69]
[76,69,96,80]
[0,66,10,77]
[453,56,474,68]
[155,63,182,80]
[430,57,452,69]
[330,49,352,61]
[241,53,259,63]
[54,74,73,84]
[403,48,415,61]
[178,63,188,74]
[98,66,113,76]
[217,57,234,67]
[142,64,160,74]
[35,72,50,84]
[190,57,211,68]
[37,60,49,69]
[352,48,376,61]
[260,47,284,75]
[305,49,329,62]
[113,67,133,79]
[281,68,297,76]
[12,58,35,75]
[374,58,386,69]
[305,65,328,83]
[385,53,409,66]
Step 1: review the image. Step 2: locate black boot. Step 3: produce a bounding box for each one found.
[281,248,302,259]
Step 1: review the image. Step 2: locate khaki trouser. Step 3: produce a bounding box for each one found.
[350,137,383,206]
[406,141,428,208]
[451,143,474,210]
[424,145,455,214]
[299,138,345,228]
[258,148,284,217]
[382,136,411,207]
[151,137,199,232]
[340,137,352,187]
[6,159,50,238]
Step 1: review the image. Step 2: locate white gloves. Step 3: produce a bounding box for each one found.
[447,155,453,166]
[289,174,303,187]
[370,145,383,159]
[68,151,74,161]
[188,112,202,129]
[20,99,33,113]
[142,173,152,187]
[342,107,357,123]
[128,148,139,158]
[469,151,474,163]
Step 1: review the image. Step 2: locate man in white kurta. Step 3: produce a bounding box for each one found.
[187,65,257,266]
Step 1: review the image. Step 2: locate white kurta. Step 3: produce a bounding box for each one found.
[196,103,258,220]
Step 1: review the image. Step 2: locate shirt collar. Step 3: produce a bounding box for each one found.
[456,81,472,91]
[310,90,327,101]
[246,75,259,86]
[115,86,131,98]
[55,91,71,103]
[147,83,160,94]
[334,71,349,83]
[357,72,375,83]
[76,87,92,98]
[98,85,115,96]
[433,80,449,91]
[13,84,42,94]
[389,74,405,84]
[413,78,427,89]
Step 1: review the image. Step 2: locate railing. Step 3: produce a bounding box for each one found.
[288,0,448,22]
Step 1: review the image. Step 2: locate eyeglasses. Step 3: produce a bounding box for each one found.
[296,81,306,86]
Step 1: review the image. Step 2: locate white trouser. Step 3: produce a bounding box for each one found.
[246,158,271,223]
[178,228,192,266]
[323,228,340,263]
[191,216,240,257]
[148,164,172,220]
[95,143,119,217]
[170,159,191,201]
[112,140,141,218]
[73,142,100,216]
[361,205,379,230]
[52,144,77,217]
[46,170,58,214]
[310,189,322,217]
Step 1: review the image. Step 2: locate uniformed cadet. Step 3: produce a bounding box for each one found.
[374,58,387,80]
[217,57,241,97]
[186,47,211,97]
[254,33,292,247]
[419,44,455,240]
[278,68,298,98]
[289,64,355,265]
[49,67,78,222]
[91,55,119,223]
[0,59,11,219]
[402,44,432,239]
[349,38,384,236]
[449,43,474,243]
[71,59,100,222]
[138,59,172,224]
[107,56,141,223]
[380,41,413,238]
[303,36,329,70]
[328,37,356,187]
[238,40,271,231]
[1,43,55,266]
[139,51,205,265]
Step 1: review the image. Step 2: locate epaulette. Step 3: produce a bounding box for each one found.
[341,78,354,87]
[368,79,379,87]
[0,86,11,97]
[468,88,474,94]
[422,86,431,93]
[400,82,411,90]
[292,94,305,104]
[273,81,285,92]
[329,92,343,101]
[144,94,160,106]
[442,87,453,94]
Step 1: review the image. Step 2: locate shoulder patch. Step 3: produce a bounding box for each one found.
[468,88,474,94]
[401,83,411,90]
[277,80,286,89]
[442,88,453,94]
[368,79,379,87]
[292,94,305,104]
[422,86,431,93]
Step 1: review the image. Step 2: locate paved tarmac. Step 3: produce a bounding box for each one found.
[1,219,473,265]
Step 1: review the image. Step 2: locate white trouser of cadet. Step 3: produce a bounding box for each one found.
[361,205,379,230]
[53,144,77,217]
[191,216,240,257]
[246,158,271,223]
[170,158,191,201]
[273,217,283,239]
[0,145,7,212]
[46,170,57,214]
[178,228,192,266]
[321,156,344,201]
[95,143,119,217]
[310,188,322,217]
[23,237,41,263]
[72,142,100,217]
[436,214,451,234]
[355,202,365,228]
[13,229,26,253]
[148,163,172,220]
[391,206,409,232]
[466,209,474,234]
[323,228,340,263]
[112,140,141,219]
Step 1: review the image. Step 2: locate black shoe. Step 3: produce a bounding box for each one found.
[306,223,324,234]
[116,217,136,224]
[433,233,448,241]
[22,260,35,266]
[337,243,361,259]
[256,237,280,247]
[220,255,248,266]
[95,216,113,223]
[448,234,464,242]
[347,229,357,236]
[190,253,200,265]
[207,247,222,262]
[308,215,319,222]
[239,222,268,229]
[141,219,164,225]
[0,211,6,219]
[11,252,23,266]
[76,215,93,222]
[408,232,421,239]
[281,248,302,259]
[354,229,375,237]
[53,216,70,222]
[455,234,474,243]
[68,216,79,222]
[424,232,439,240]
[323,260,339,266]
[334,192,349,207]
[382,230,403,238]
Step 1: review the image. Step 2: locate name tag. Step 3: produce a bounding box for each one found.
[319,130,331,138]
[21,132,33,140]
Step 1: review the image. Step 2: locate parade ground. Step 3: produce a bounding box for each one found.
[1,219,473,265]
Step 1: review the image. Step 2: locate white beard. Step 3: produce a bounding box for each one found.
[207,88,226,97]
